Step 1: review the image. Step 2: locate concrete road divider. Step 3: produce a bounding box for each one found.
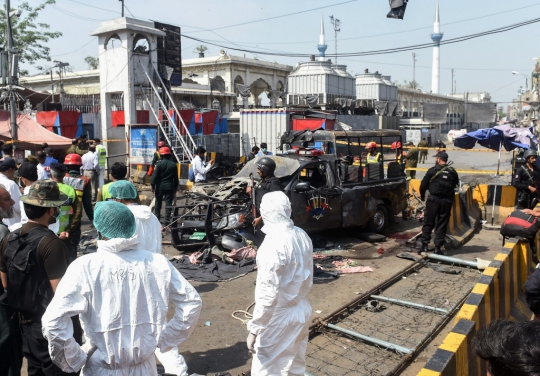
[418,239,534,376]
[472,184,517,225]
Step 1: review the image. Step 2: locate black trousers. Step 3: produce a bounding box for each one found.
[0,297,22,376]
[155,189,174,223]
[21,318,82,376]
[421,195,453,247]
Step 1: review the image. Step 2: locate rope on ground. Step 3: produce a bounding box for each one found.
[232,302,256,325]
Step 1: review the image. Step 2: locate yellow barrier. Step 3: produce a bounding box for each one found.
[418,240,534,375]
[472,184,517,224]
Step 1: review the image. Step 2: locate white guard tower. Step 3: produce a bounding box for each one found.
[90,18,165,165]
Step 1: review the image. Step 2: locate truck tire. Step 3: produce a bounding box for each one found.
[370,204,388,233]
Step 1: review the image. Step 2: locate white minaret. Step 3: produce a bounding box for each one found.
[317,16,327,61]
[431,2,443,94]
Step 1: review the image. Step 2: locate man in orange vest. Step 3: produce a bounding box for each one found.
[63,153,93,254]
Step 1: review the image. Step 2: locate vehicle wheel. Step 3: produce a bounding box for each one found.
[369,204,388,233]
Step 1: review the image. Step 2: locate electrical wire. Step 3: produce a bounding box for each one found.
[51,4,108,22]
[180,17,540,58]
[50,37,97,58]
[232,302,255,325]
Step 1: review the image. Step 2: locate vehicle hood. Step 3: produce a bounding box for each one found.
[235,156,300,178]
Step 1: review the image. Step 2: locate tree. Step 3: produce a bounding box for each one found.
[0,0,62,75]
[403,80,422,90]
[84,56,99,70]
[193,45,208,57]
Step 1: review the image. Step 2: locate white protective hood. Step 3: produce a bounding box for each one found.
[42,237,202,376]
[127,204,162,254]
[248,191,314,376]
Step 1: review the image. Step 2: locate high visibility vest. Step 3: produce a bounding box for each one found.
[57,183,76,234]
[367,153,381,164]
[96,144,107,168]
[101,182,113,201]
[63,175,90,202]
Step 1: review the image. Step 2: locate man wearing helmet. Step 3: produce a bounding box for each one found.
[247,156,283,228]
[151,146,179,224]
[391,141,405,167]
[63,153,94,253]
[513,149,540,209]
[365,141,381,163]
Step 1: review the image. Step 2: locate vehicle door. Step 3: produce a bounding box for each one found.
[290,161,342,232]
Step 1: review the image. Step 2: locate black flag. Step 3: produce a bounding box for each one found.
[387,0,408,20]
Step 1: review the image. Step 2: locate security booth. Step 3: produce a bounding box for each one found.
[400,118,441,147]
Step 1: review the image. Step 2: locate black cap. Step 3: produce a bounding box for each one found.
[433,151,449,161]
[18,162,38,181]
[0,158,18,171]
[50,162,67,174]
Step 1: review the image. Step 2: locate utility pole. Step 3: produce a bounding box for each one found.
[451,69,454,94]
[412,53,417,85]
[119,0,124,17]
[53,60,70,107]
[329,16,340,65]
[6,0,19,144]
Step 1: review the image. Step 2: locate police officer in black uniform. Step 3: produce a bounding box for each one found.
[513,149,540,209]
[419,151,459,255]
[247,157,283,228]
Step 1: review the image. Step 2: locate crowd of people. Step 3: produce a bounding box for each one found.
[0,140,314,376]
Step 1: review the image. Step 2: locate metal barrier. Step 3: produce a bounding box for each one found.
[418,239,534,375]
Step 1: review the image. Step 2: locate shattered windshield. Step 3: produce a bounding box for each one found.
[235,156,301,178]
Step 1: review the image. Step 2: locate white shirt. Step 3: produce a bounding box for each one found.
[37,163,49,180]
[81,151,99,173]
[0,173,21,226]
[192,155,212,182]
[42,236,202,375]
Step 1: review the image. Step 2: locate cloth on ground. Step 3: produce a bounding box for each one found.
[170,255,256,282]
[228,246,257,260]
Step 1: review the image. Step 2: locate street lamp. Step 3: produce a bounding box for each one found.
[512,71,529,90]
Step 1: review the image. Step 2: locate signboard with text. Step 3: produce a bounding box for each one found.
[130,127,157,165]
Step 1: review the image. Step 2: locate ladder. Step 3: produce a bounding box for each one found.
[138,61,196,162]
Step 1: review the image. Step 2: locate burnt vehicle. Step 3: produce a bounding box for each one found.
[171,129,407,250]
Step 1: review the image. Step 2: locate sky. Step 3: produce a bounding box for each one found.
[19,0,540,109]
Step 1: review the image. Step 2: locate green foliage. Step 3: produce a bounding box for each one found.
[84,56,98,70]
[193,45,208,54]
[0,0,62,74]
[403,80,422,90]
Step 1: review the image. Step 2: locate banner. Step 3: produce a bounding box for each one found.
[130,127,157,165]
[423,103,448,123]
[467,103,497,123]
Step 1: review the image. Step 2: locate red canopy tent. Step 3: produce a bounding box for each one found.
[0,110,71,150]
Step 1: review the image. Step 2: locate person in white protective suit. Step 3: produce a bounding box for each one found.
[109,179,190,375]
[247,191,313,376]
[41,201,202,375]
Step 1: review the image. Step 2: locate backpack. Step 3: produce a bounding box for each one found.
[188,165,195,183]
[3,226,55,317]
[500,210,540,239]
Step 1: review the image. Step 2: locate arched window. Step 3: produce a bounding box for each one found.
[105,34,121,50]
[133,34,149,54]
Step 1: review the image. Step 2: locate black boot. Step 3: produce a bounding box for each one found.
[418,243,428,255]
[434,246,444,255]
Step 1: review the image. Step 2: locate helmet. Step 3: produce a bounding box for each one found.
[524,149,538,160]
[64,153,82,166]
[391,141,402,150]
[257,157,276,175]
[157,141,166,148]
[366,141,377,149]
[159,146,171,155]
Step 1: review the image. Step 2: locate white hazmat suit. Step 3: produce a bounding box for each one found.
[128,202,188,375]
[41,235,202,375]
[248,191,313,376]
